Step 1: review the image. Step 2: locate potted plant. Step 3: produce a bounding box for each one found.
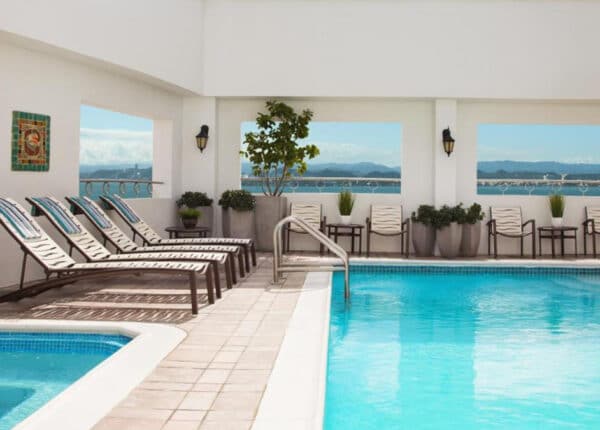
[219,190,256,239]
[178,208,201,229]
[436,204,464,258]
[411,205,437,257]
[549,193,565,227]
[176,191,214,231]
[460,203,485,257]
[241,100,318,251]
[338,190,355,224]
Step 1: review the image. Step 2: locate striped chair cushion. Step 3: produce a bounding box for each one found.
[103,194,140,223]
[371,205,403,234]
[31,197,81,235]
[289,204,321,233]
[490,207,523,235]
[586,207,600,233]
[0,198,42,239]
[70,197,114,230]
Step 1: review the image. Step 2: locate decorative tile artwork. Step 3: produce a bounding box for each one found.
[11,111,50,171]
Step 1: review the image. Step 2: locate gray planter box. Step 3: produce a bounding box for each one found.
[460,221,482,257]
[222,208,255,239]
[437,222,462,258]
[255,195,287,251]
[412,222,436,257]
[197,206,213,233]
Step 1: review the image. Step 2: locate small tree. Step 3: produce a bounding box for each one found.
[241,100,319,196]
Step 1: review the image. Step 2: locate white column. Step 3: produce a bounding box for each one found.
[433,99,458,206]
[181,97,218,197]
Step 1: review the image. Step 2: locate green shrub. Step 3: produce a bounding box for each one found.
[411,205,437,226]
[219,190,256,212]
[176,191,213,208]
[179,208,201,219]
[434,204,465,229]
[549,194,565,217]
[337,190,355,215]
[462,203,485,224]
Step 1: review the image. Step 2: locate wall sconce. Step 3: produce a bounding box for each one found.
[442,127,455,157]
[196,125,209,152]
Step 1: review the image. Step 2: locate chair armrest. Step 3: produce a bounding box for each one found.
[583,218,595,233]
[522,219,535,232]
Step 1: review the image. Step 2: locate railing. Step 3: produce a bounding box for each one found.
[273,216,350,300]
[477,178,600,196]
[242,176,401,194]
[79,179,164,198]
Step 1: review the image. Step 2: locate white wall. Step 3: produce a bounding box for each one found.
[0,0,205,94]
[203,0,600,100]
[0,40,184,287]
[215,98,433,252]
[457,101,600,256]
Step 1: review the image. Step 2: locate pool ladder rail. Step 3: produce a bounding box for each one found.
[273,215,350,300]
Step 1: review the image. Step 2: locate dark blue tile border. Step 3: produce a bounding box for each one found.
[349,264,600,277]
[0,332,131,355]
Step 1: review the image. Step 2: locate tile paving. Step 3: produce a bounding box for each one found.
[0,254,306,430]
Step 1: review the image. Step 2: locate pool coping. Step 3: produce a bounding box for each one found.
[0,319,185,430]
[253,257,600,430]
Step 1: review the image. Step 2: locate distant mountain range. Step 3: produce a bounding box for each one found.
[478,160,600,180]
[241,162,400,178]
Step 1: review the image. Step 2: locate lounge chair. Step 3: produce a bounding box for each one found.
[66,196,244,281]
[28,197,232,295]
[285,203,325,254]
[583,207,600,257]
[487,207,535,258]
[366,205,409,257]
[0,198,214,313]
[99,194,256,272]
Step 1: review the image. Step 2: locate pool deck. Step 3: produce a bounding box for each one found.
[1,252,599,430]
[0,254,306,430]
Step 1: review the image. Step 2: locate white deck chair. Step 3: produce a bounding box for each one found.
[0,198,214,313]
[366,205,409,257]
[583,207,600,257]
[285,203,325,254]
[487,207,536,258]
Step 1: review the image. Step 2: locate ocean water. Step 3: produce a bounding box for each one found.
[325,267,600,429]
[0,332,130,429]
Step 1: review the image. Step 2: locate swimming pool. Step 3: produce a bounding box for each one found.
[324,266,600,429]
[0,332,130,430]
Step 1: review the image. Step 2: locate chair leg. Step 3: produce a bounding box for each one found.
[243,247,251,273]
[205,268,215,305]
[189,272,199,314]
[487,230,491,257]
[405,229,410,258]
[532,232,536,259]
[366,232,371,257]
[493,234,498,259]
[594,233,597,258]
[229,256,237,284]
[238,252,246,278]
[285,228,290,253]
[19,252,28,290]
[520,237,524,257]
[583,231,588,256]
[212,262,222,299]
[250,243,257,266]
[224,259,233,288]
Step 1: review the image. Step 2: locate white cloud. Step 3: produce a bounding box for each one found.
[80,128,152,165]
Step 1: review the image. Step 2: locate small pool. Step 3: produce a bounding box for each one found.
[324,266,600,429]
[0,332,130,430]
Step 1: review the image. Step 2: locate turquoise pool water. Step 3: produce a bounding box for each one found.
[325,267,600,429]
[0,332,130,430]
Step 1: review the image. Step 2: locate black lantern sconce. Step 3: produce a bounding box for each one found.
[196,125,209,152]
[442,127,455,157]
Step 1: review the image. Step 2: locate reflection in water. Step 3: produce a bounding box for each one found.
[325,270,600,429]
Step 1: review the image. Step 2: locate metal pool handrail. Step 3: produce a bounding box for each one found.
[273,215,350,300]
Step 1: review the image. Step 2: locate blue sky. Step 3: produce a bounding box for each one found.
[241,121,402,167]
[80,105,153,166]
[478,124,600,163]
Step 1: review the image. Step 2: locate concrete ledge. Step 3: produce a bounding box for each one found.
[253,272,331,430]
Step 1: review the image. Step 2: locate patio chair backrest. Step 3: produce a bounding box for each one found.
[490,207,523,235]
[370,205,403,234]
[289,203,322,233]
[100,195,163,244]
[68,197,139,252]
[0,198,75,270]
[586,207,600,233]
[29,197,112,260]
